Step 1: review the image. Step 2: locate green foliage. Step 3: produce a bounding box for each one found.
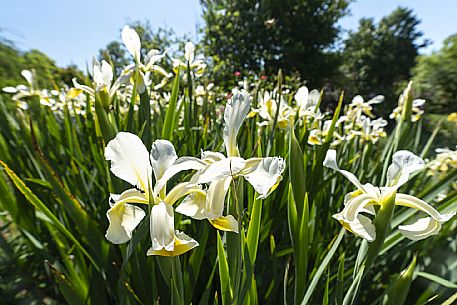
[413,34,457,113]
[0,21,456,305]
[341,7,428,111]
[200,0,350,87]
[0,39,84,89]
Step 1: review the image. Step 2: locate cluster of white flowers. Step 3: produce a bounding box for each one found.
[104,91,285,256]
[428,147,457,176]
[390,82,425,122]
[3,70,89,115]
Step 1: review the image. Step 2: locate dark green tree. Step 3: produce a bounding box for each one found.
[413,34,457,113]
[200,0,351,86]
[341,7,429,109]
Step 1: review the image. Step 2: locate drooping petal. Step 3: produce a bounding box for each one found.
[223,91,252,157]
[106,200,146,244]
[386,150,425,188]
[72,78,95,96]
[350,214,376,241]
[150,139,178,181]
[333,211,376,242]
[147,231,198,256]
[105,132,152,192]
[323,149,367,192]
[197,157,246,184]
[341,193,376,222]
[149,201,175,252]
[398,217,442,241]
[242,157,285,199]
[209,215,239,233]
[394,193,455,241]
[122,26,141,61]
[395,193,454,220]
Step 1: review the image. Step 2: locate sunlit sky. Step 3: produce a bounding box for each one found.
[1,0,456,69]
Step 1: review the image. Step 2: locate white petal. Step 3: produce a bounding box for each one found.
[105,132,152,192]
[106,202,146,244]
[176,190,207,220]
[201,151,226,163]
[150,202,175,252]
[323,149,367,192]
[350,214,376,241]
[122,26,141,61]
[398,217,441,241]
[341,193,376,222]
[387,150,425,187]
[100,60,113,87]
[184,42,195,63]
[109,188,148,207]
[150,139,178,181]
[197,157,246,184]
[3,87,17,93]
[72,78,95,96]
[368,95,384,104]
[205,177,232,219]
[395,193,455,222]
[243,157,285,199]
[223,91,251,157]
[21,70,33,86]
[294,86,309,106]
[413,99,426,107]
[209,215,239,233]
[154,157,206,195]
[309,90,320,105]
[165,182,204,206]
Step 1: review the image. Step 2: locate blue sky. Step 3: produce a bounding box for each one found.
[1,0,456,69]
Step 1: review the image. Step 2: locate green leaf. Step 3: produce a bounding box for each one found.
[300,229,345,305]
[0,159,100,271]
[162,68,180,141]
[415,271,457,289]
[217,231,232,305]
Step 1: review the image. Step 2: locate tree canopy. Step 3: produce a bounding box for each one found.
[341,7,428,110]
[413,34,457,113]
[200,0,351,86]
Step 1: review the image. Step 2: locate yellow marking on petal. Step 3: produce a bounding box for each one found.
[67,88,82,99]
[209,215,239,233]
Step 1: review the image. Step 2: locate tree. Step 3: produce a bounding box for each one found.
[341,7,428,110]
[413,34,457,113]
[200,0,351,86]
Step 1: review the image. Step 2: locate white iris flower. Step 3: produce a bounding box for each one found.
[324,149,455,242]
[105,132,200,256]
[121,26,172,93]
[164,91,285,232]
